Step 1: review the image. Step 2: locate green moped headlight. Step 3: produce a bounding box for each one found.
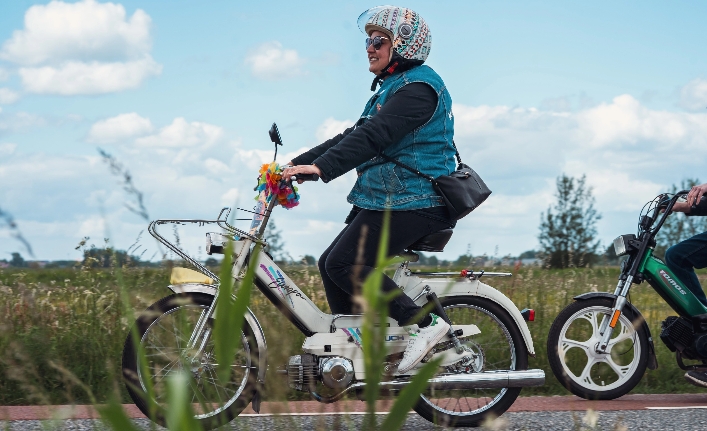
[613,234,636,256]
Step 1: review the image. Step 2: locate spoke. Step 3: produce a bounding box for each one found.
[605,356,632,379]
[608,324,633,348]
[561,337,593,353]
[578,357,598,385]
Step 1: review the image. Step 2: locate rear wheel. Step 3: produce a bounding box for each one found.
[547,297,648,400]
[413,297,529,428]
[122,293,258,430]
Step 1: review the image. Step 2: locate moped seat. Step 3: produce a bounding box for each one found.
[406,228,453,252]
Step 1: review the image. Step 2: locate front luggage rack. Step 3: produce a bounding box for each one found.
[148,207,264,283]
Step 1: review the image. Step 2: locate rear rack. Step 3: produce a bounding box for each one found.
[411,269,512,280]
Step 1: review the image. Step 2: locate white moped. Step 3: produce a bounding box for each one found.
[122,124,544,429]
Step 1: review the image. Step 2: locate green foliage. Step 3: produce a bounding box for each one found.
[213,242,255,383]
[9,252,26,268]
[82,248,142,268]
[2,264,707,426]
[655,178,707,258]
[519,250,538,260]
[539,174,601,268]
[165,372,202,431]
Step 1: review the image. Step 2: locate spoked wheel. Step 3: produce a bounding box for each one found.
[122,293,258,430]
[413,297,529,428]
[547,297,648,400]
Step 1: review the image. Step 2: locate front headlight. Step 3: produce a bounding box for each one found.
[613,234,636,257]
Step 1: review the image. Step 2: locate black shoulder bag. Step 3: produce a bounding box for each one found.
[379,143,491,220]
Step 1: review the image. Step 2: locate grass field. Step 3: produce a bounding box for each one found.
[1,264,706,406]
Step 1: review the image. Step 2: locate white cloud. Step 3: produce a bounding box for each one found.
[87,112,153,144]
[1,0,160,95]
[245,41,305,80]
[0,88,20,104]
[0,0,151,65]
[315,117,355,142]
[18,57,161,95]
[135,117,223,148]
[0,143,17,156]
[680,78,707,111]
[220,188,240,207]
[204,158,230,175]
[0,68,9,81]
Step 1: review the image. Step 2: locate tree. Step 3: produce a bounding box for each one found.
[539,174,601,268]
[264,220,291,263]
[518,250,537,260]
[82,247,141,268]
[9,252,26,267]
[655,178,707,258]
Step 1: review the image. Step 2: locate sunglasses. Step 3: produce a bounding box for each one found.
[365,36,389,50]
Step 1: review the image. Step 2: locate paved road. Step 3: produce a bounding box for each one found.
[3,394,707,430]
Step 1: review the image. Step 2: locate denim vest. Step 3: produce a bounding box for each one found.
[347,65,456,210]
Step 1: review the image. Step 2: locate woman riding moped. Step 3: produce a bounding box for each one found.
[282,5,457,374]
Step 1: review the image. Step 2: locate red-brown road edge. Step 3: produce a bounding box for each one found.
[2,394,707,421]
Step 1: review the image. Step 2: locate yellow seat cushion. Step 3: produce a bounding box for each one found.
[170,267,215,285]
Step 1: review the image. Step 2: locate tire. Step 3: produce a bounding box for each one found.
[122,293,259,430]
[547,297,648,400]
[413,296,529,428]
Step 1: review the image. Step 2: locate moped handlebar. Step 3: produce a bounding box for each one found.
[290,173,320,182]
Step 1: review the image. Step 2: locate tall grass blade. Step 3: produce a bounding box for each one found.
[165,371,202,431]
[97,399,142,431]
[213,241,256,384]
[381,358,442,431]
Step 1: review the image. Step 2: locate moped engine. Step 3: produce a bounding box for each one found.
[660,315,707,360]
[287,354,355,392]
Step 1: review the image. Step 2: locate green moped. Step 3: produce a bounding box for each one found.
[547,191,707,399]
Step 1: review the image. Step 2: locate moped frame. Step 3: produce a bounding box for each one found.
[150,192,537,390]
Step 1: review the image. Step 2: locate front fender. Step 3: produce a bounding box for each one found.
[167,283,269,383]
[417,280,536,357]
[574,292,658,370]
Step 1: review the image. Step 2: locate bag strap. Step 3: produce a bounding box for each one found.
[377,138,463,181]
[451,140,463,165]
[378,153,437,185]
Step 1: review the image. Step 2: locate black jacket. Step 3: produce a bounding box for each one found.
[292,82,437,182]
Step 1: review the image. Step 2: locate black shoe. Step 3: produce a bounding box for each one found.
[685,370,707,388]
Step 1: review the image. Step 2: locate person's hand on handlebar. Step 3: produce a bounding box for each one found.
[687,183,707,208]
[281,163,322,184]
[672,183,707,214]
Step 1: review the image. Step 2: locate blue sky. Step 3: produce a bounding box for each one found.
[1,0,706,263]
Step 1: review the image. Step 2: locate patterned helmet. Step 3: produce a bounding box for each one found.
[357,5,431,63]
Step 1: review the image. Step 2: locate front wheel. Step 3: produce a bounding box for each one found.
[413,296,529,428]
[547,297,648,400]
[122,293,259,430]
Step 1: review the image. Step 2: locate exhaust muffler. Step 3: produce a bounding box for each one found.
[312,369,545,403]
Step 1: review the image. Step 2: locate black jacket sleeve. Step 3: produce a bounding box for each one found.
[291,82,437,182]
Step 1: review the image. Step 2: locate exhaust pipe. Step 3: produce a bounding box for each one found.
[311,369,545,403]
[380,369,545,390]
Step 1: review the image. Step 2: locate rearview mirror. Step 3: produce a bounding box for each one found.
[269,123,283,147]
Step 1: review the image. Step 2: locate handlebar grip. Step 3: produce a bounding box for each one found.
[292,173,319,182]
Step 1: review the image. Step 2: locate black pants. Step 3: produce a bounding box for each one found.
[665,231,707,306]
[318,209,451,325]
